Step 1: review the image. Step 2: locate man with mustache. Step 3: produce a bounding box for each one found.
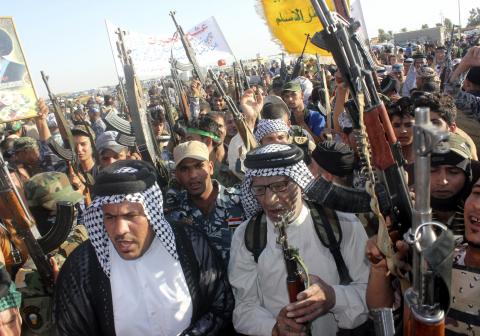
[165,141,244,267]
[228,144,369,336]
[54,160,233,335]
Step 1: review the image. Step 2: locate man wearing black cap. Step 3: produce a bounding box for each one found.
[380,76,401,102]
[54,160,233,335]
[229,144,369,336]
[310,141,355,186]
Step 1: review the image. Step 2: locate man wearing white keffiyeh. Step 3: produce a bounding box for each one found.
[54,160,234,336]
[254,119,290,145]
[229,144,370,336]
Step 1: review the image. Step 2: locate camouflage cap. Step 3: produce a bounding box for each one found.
[282,81,302,93]
[432,133,472,176]
[24,172,83,211]
[13,137,38,153]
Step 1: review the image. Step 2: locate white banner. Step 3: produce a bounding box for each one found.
[172,16,234,66]
[350,0,369,42]
[105,17,234,80]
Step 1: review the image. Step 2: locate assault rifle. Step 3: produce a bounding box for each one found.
[309,0,413,237]
[169,11,205,85]
[170,57,191,123]
[276,213,307,301]
[159,78,180,147]
[273,212,310,334]
[40,71,93,206]
[280,53,288,81]
[315,54,332,129]
[232,62,244,105]
[0,153,75,292]
[289,34,310,81]
[239,60,251,90]
[116,29,170,189]
[208,69,257,151]
[442,25,458,92]
[403,107,453,335]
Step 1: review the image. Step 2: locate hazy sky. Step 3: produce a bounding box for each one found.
[3,0,478,96]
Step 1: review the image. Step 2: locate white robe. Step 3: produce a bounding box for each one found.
[110,237,193,336]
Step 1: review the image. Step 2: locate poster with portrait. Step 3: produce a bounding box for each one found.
[0,17,38,123]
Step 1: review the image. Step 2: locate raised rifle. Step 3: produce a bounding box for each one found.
[280,53,288,81]
[232,62,244,105]
[207,69,257,151]
[309,0,413,240]
[116,29,170,189]
[403,107,453,335]
[170,57,191,123]
[239,60,251,90]
[442,25,458,92]
[40,71,92,206]
[315,54,332,129]
[169,11,206,85]
[289,33,310,81]
[159,78,180,147]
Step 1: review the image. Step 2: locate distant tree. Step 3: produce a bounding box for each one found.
[388,30,393,38]
[444,18,453,30]
[421,24,429,29]
[378,29,392,42]
[401,27,408,32]
[467,7,480,27]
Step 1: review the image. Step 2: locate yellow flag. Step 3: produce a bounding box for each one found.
[258,0,340,55]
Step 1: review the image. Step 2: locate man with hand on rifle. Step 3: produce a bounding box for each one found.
[228,144,369,336]
[281,81,325,143]
[227,87,262,180]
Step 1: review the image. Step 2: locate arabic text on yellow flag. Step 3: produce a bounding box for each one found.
[259,0,339,55]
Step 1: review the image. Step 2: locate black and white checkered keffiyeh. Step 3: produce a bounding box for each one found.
[84,166,178,277]
[254,119,290,143]
[241,144,314,218]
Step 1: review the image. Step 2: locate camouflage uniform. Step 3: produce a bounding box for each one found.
[164,180,245,266]
[212,160,241,188]
[16,172,88,335]
[13,137,61,175]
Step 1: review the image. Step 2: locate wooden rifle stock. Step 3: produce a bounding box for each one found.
[0,161,54,292]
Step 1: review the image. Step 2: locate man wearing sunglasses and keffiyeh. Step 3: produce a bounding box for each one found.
[53,160,233,336]
[228,144,370,336]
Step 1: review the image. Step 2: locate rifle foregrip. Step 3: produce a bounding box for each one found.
[364,104,397,171]
[287,278,305,303]
[0,192,31,226]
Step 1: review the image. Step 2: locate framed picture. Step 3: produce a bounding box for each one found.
[0,17,38,123]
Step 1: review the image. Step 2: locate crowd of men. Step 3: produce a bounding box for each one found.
[0,27,479,336]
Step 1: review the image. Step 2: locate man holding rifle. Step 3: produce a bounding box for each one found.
[228,144,369,336]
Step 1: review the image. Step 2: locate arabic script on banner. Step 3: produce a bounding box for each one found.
[105,17,233,80]
[258,0,340,55]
